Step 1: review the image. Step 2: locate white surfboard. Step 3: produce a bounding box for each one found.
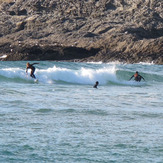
[34,79,38,83]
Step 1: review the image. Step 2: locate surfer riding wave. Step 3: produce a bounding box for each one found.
[26,62,39,79]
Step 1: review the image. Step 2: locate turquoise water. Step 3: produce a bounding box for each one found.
[0,61,163,163]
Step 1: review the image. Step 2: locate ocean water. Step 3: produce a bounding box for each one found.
[0,61,163,163]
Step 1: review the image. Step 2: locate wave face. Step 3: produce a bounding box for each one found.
[0,61,162,85]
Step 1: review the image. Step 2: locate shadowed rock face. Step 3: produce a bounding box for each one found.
[0,0,162,64]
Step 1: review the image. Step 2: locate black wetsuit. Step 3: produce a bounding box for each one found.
[130,74,145,82]
[135,75,142,82]
[93,81,99,88]
[30,65,36,79]
[26,64,37,79]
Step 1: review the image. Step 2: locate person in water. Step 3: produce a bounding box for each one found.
[129,71,145,82]
[93,81,99,88]
[26,62,39,79]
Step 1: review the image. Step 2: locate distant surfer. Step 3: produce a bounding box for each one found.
[93,81,99,88]
[129,71,145,82]
[26,62,39,79]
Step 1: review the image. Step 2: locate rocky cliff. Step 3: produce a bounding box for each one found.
[0,0,162,64]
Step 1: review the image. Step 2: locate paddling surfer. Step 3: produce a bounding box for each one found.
[26,62,39,79]
[129,71,145,82]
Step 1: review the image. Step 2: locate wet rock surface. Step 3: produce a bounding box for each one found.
[0,0,162,64]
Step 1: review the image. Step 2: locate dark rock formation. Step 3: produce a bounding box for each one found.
[0,0,162,64]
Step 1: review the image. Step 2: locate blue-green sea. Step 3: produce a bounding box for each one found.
[0,61,163,163]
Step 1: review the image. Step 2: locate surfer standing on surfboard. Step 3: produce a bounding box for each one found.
[26,62,39,79]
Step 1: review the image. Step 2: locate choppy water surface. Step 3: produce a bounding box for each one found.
[0,61,163,162]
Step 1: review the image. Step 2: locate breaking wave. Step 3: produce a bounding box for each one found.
[0,63,162,85]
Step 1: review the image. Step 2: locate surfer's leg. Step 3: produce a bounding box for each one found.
[30,68,36,78]
[31,73,36,79]
[30,70,36,79]
[31,74,36,79]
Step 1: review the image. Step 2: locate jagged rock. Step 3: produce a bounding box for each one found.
[0,0,162,64]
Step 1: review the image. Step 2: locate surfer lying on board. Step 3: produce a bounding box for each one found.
[129,71,145,82]
[26,62,39,79]
[93,81,99,88]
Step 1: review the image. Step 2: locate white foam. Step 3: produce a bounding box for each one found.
[137,62,154,65]
[1,64,149,86]
[0,68,26,79]
[87,61,103,64]
[0,65,119,85]
[36,65,118,85]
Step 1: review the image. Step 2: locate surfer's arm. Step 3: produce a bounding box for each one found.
[141,75,145,81]
[32,63,39,65]
[129,75,134,80]
[26,66,31,73]
[26,67,28,73]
